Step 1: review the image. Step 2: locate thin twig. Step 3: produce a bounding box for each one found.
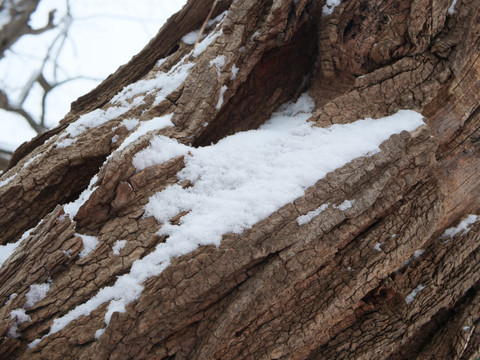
[194,0,219,49]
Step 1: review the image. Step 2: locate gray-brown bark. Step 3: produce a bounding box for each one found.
[0,0,479,359]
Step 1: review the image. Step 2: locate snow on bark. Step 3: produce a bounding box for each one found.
[441,214,479,239]
[28,94,426,347]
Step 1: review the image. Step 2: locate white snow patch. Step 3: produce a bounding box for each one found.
[95,328,105,339]
[398,249,425,271]
[30,96,425,347]
[181,11,227,46]
[30,264,153,347]
[413,249,425,258]
[297,203,330,225]
[231,64,239,80]
[373,243,383,252]
[347,266,353,272]
[116,114,174,154]
[56,106,129,148]
[0,173,16,189]
[132,134,189,171]
[215,85,227,109]
[463,326,471,331]
[111,58,194,108]
[5,293,17,306]
[322,0,341,17]
[63,174,99,219]
[112,240,127,255]
[77,233,99,258]
[193,29,223,57]
[336,199,354,211]
[28,339,41,349]
[210,55,225,79]
[182,30,201,45]
[144,102,423,255]
[24,282,51,308]
[105,300,126,325]
[448,0,458,15]
[56,138,76,148]
[111,134,119,143]
[0,240,22,267]
[157,57,168,67]
[8,309,31,338]
[0,226,35,267]
[22,153,41,169]
[250,30,260,41]
[121,119,139,131]
[207,11,227,27]
[441,214,478,240]
[405,285,426,304]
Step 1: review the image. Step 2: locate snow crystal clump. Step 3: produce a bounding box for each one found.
[144,97,423,253]
[373,243,383,252]
[193,29,223,57]
[6,293,17,305]
[116,114,174,153]
[0,226,35,267]
[405,285,426,304]
[132,134,188,171]
[112,240,127,255]
[297,204,330,225]
[441,214,478,239]
[182,11,227,46]
[30,95,425,347]
[413,249,425,258]
[216,85,228,109]
[322,0,341,17]
[231,64,239,80]
[56,106,129,148]
[63,174,99,219]
[77,233,99,258]
[0,240,22,267]
[0,173,16,189]
[208,11,227,27]
[121,119,139,131]
[210,55,225,79]
[9,309,31,338]
[336,199,354,211]
[111,58,194,108]
[22,153,41,169]
[105,300,126,325]
[24,282,51,308]
[95,328,105,339]
[397,249,425,271]
[448,0,458,14]
[182,30,201,45]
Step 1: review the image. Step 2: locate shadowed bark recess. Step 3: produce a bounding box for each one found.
[0,0,479,359]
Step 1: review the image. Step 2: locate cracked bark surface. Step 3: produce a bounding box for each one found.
[0,0,479,359]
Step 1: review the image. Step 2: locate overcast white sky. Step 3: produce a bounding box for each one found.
[0,0,187,151]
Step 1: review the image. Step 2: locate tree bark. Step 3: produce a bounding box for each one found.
[0,0,479,359]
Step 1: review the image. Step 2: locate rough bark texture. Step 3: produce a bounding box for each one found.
[0,0,479,359]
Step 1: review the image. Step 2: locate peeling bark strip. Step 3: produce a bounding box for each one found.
[0,0,479,359]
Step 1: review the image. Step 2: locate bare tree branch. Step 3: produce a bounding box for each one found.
[0,0,44,59]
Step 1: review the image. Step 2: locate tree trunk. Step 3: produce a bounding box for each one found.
[1,0,479,359]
